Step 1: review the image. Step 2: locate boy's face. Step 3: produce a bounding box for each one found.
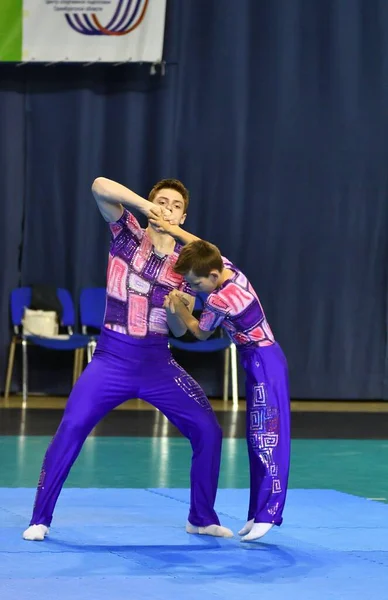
[152,188,186,226]
[184,269,221,293]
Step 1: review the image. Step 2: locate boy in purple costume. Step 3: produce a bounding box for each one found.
[23,178,233,541]
[150,215,290,542]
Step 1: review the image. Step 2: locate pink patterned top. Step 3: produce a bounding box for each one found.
[198,259,275,348]
[104,209,195,337]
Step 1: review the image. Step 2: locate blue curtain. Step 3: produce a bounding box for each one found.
[0,69,25,393]
[1,0,388,399]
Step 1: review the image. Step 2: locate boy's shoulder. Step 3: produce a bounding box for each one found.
[207,280,254,314]
[110,208,143,242]
[206,286,231,312]
[221,256,249,284]
[207,260,256,315]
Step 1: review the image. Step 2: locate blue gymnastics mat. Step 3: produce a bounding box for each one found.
[0,488,387,599]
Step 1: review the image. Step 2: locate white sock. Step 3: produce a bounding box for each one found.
[23,524,49,541]
[186,521,234,538]
[241,522,274,542]
[238,518,254,536]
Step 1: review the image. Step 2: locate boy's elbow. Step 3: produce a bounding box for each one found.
[92,177,108,196]
[171,323,187,338]
[192,327,207,341]
[197,327,211,341]
[174,328,187,338]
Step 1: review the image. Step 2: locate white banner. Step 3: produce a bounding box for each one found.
[21,0,167,63]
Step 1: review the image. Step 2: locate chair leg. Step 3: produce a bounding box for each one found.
[77,349,85,379]
[4,337,17,407]
[223,347,230,402]
[87,339,97,363]
[87,342,92,364]
[21,338,28,410]
[72,349,80,386]
[230,343,239,408]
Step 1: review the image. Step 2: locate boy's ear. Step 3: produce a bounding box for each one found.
[209,270,221,283]
[180,213,187,225]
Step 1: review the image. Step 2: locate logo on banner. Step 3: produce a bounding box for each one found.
[49,0,149,36]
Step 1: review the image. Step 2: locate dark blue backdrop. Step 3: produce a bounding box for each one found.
[1,0,388,399]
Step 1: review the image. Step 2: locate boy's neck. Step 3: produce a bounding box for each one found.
[217,268,234,288]
[146,225,176,255]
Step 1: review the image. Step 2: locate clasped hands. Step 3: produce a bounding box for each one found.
[163,289,189,314]
[148,204,176,235]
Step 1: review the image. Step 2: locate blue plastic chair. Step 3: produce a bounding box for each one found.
[4,287,90,405]
[168,294,239,405]
[79,287,106,362]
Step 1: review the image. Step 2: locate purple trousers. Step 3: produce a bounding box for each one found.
[240,342,291,525]
[30,328,222,528]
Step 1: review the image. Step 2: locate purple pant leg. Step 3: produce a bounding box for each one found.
[140,355,222,527]
[30,327,222,530]
[29,351,137,527]
[241,343,291,525]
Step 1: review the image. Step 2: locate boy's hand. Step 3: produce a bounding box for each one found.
[163,290,190,314]
[163,294,175,314]
[149,213,177,235]
[146,204,163,220]
[169,290,189,306]
[163,292,182,314]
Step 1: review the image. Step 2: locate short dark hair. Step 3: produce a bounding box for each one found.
[148,179,189,212]
[174,240,223,277]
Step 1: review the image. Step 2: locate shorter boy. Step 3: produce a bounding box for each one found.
[152,219,290,541]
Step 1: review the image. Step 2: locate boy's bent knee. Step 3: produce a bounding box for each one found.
[192,415,222,445]
[59,413,95,440]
